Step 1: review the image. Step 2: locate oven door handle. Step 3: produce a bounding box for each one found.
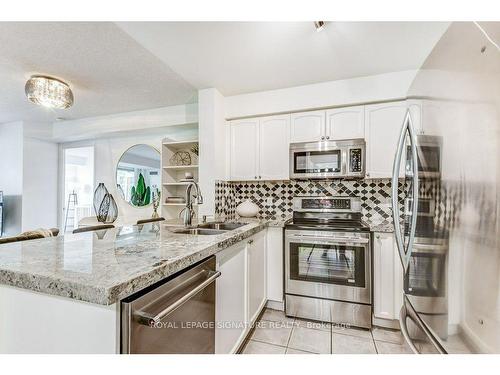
[286,236,369,245]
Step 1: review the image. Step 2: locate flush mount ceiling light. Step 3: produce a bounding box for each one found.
[25,75,74,109]
[314,21,325,32]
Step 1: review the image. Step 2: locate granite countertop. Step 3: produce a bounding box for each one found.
[0,221,267,306]
[163,217,291,228]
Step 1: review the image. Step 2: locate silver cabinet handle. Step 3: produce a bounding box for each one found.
[391,109,418,272]
[248,239,254,244]
[136,270,221,326]
[254,176,257,180]
[326,136,330,140]
[321,136,325,140]
[259,176,262,179]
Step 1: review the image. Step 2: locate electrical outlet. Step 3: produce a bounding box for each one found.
[266,197,273,206]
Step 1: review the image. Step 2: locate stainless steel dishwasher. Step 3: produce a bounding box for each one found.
[121,256,220,354]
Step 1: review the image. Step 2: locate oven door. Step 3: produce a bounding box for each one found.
[285,230,371,304]
[290,146,344,179]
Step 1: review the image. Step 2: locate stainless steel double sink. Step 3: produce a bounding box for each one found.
[169,222,247,235]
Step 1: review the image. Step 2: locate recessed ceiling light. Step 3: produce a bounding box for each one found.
[314,21,325,32]
[25,75,74,109]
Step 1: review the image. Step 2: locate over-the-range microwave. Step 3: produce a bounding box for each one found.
[289,139,365,179]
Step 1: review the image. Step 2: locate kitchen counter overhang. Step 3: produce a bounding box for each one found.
[0,221,268,305]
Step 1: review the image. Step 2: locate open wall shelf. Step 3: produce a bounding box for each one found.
[161,139,199,219]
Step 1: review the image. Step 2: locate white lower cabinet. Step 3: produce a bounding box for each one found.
[215,230,267,354]
[266,227,283,306]
[215,241,247,354]
[373,232,404,323]
[247,230,267,323]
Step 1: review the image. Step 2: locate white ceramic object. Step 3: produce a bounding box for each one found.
[236,199,259,218]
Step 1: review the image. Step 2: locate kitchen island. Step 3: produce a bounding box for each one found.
[0,221,268,353]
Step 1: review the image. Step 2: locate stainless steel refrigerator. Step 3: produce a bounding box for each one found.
[391,22,500,353]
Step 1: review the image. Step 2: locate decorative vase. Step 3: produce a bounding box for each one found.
[236,199,259,218]
[93,183,109,217]
[151,189,160,218]
[105,194,118,223]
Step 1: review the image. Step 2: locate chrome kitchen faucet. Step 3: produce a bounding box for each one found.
[181,180,203,226]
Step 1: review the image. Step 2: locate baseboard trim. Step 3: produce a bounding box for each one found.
[266,300,284,311]
[372,316,401,330]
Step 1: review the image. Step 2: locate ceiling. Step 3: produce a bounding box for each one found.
[0,22,195,124]
[117,22,450,95]
[0,21,450,124]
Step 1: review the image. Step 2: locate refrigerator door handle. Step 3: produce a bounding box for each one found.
[400,297,446,354]
[399,303,420,354]
[391,110,419,271]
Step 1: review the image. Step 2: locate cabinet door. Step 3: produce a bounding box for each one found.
[247,230,267,324]
[326,106,365,140]
[290,110,325,142]
[365,102,408,179]
[259,115,290,180]
[266,227,283,304]
[373,232,403,321]
[215,241,247,354]
[229,119,259,181]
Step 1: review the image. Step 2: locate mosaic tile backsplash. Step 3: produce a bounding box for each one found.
[215,179,404,227]
[215,177,479,234]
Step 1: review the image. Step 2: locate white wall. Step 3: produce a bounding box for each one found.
[54,103,199,226]
[198,88,226,217]
[197,71,419,217]
[0,121,59,234]
[63,126,197,225]
[0,122,24,236]
[52,104,198,142]
[225,70,418,119]
[22,137,58,231]
[0,122,23,197]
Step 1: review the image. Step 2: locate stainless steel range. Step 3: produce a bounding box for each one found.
[284,196,372,328]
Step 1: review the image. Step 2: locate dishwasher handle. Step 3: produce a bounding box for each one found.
[136,270,221,326]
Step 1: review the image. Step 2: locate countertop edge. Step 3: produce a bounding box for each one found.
[0,222,268,306]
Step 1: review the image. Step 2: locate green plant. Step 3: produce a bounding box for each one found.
[130,173,151,206]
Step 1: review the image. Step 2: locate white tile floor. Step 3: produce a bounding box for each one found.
[241,308,414,354]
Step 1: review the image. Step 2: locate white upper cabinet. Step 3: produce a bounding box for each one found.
[229,118,259,181]
[290,110,326,142]
[365,101,410,179]
[373,232,403,321]
[229,115,289,181]
[229,100,421,181]
[326,106,365,140]
[259,115,290,180]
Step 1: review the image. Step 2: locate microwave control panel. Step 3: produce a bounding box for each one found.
[349,148,363,173]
